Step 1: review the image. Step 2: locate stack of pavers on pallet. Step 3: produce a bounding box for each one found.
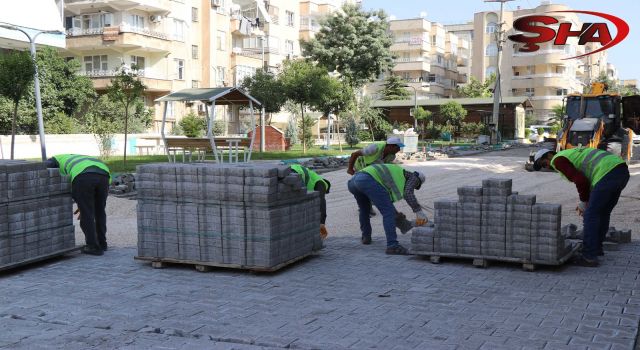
[0,160,75,268]
[412,178,574,265]
[136,163,322,270]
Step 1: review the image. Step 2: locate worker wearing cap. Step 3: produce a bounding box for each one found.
[533,147,629,267]
[347,136,405,175]
[290,164,331,240]
[347,163,428,255]
[45,154,111,256]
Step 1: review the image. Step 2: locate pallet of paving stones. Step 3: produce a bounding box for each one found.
[135,163,323,272]
[0,160,77,271]
[411,178,581,271]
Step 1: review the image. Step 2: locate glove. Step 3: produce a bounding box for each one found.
[576,201,587,217]
[74,208,81,221]
[415,210,429,226]
[320,224,328,240]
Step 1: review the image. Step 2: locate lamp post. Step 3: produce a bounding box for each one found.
[0,23,63,161]
[402,84,418,129]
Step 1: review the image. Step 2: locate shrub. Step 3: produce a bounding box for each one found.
[524,128,532,138]
[537,127,545,136]
[344,116,360,147]
[179,112,206,138]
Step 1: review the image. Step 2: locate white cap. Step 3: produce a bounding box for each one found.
[534,149,552,162]
[386,136,405,148]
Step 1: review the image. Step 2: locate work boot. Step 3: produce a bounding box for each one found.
[361,236,372,245]
[100,242,108,252]
[81,245,104,256]
[385,245,409,255]
[573,255,599,267]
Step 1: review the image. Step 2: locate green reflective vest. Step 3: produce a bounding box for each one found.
[52,154,112,184]
[361,164,406,202]
[354,141,386,171]
[551,148,624,187]
[290,164,329,192]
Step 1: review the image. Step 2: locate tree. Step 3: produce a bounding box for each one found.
[439,101,467,142]
[279,60,335,153]
[315,77,355,151]
[355,96,391,140]
[380,74,411,100]
[302,3,394,89]
[456,74,496,98]
[551,104,565,122]
[179,112,206,137]
[87,96,120,158]
[413,106,432,140]
[241,70,287,124]
[107,65,146,165]
[0,50,34,159]
[344,115,360,147]
[285,115,298,145]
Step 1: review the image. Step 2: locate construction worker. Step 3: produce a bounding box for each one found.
[533,147,629,267]
[290,164,331,239]
[347,163,428,255]
[45,154,111,256]
[347,136,405,217]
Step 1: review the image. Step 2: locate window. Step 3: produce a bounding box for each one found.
[173,19,185,41]
[130,56,145,69]
[192,45,199,59]
[485,43,497,56]
[526,65,534,75]
[83,55,108,72]
[192,80,199,88]
[176,59,184,80]
[216,66,225,86]
[486,22,497,34]
[192,7,198,22]
[67,13,113,31]
[217,31,226,51]
[216,0,226,14]
[525,87,535,96]
[129,14,145,29]
[235,65,256,85]
[556,88,568,96]
[285,40,294,56]
[286,11,294,26]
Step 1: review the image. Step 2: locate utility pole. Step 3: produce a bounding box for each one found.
[484,0,513,144]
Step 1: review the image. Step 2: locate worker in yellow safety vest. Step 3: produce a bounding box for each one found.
[290,164,331,239]
[347,163,428,255]
[46,154,111,256]
[533,147,629,267]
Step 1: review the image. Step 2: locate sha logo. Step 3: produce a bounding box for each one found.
[507,11,629,60]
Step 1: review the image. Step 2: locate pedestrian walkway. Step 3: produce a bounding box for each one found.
[1,236,639,349]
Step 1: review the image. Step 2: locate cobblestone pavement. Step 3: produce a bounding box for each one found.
[2,236,640,350]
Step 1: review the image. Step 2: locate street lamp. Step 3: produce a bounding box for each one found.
[401,84,418,129]
[0,23,63,161]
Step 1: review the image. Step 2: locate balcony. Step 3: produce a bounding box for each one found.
[511,74,580,89]
[391,39,430,53]
[457,56,469,67]
[65,0,171,15]
[457,73,468,84]
[392,58,430,72]
[80,68,172,92]
[512,50,568,65]
[66,25,171,53]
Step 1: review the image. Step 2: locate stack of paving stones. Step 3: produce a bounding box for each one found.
[136,163,322,269]
[412,177,574,264]
[0,160,74,267]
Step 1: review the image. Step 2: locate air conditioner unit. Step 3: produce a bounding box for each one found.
[211,0,222,8]
[150,15,162,23]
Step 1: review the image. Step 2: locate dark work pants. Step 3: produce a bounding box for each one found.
[72,173,109,249]
[582,164,630,259]
[314,182,327,224]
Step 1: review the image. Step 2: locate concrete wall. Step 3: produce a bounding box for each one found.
[0,134,164,160]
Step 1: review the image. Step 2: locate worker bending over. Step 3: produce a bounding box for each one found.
[46,154,111,256]
[290,164,331,239]
[533,147,629,267]
[348,163,428,255]
[347,136,404,175]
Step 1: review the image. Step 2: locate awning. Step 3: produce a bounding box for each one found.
[156,87,262,106]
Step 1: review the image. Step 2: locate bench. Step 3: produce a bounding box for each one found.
[164,137,252,163]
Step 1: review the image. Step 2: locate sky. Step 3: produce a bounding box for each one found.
[361,0,640,80]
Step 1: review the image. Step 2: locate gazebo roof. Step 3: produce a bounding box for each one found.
[155,87,262,106]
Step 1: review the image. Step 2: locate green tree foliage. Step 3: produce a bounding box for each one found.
[285,115,298,145]
[355,96,391,140]
[439,101,467,142]
[344,116,360,147]
[279,60,334,153]
[314,77,354,151]
[45,112,83,134]
[551,104,565,122]
[179,112,206,137]
[302,3,394,88]
[107,65,146,165]
[413,106,432,140]
[0,50,34,159]
[456,74,496,98]
[380,74,411,100]
[241,70,287,121]
[460,122,486,138]
[593,72,639,96]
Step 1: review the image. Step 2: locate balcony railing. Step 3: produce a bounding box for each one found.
[394,57,431,64]
[66,25,169,40]
[66,27,104,36]
[80,68,168,80]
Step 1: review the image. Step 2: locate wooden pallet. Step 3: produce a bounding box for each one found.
[411,242,581,271]
[0,246,82,273]
[134,251,315,273]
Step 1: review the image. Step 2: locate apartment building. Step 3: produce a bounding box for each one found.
[444,22,473,82]
[469,1,607,122]
[366,17,469,100]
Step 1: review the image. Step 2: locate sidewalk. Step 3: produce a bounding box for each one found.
[1,236,639,349]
